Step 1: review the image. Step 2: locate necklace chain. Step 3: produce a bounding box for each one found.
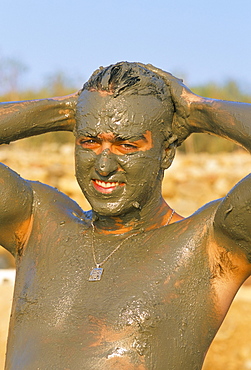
[88,209,174,281]
[91,223,137,268]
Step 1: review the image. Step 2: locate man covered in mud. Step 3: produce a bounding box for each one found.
[0,62,251,369]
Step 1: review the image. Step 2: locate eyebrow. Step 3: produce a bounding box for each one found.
[77,131,148,142]
[114,134,148,142]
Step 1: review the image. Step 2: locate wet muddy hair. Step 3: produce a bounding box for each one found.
[81,62,176,143]
[82,62,172,104]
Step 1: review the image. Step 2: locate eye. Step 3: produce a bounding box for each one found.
[81,139,96,144]
[117,142,138,153]
[121,143,137,149]
[77,138,99,148]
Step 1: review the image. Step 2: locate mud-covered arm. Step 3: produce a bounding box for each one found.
[0,93,78,144]
[141,63,251,151]
[0,94,78,253]
[187,98,251,152]
[0,163,33,255]
[213,174,251,264]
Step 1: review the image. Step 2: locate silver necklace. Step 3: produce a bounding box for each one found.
[88,209,175,281]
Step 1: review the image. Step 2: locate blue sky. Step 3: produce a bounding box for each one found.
[1,0,251,93]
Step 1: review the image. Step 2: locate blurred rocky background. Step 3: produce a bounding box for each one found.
[0,62,251,369]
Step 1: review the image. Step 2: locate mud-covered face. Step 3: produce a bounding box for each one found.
[75,90,173,216]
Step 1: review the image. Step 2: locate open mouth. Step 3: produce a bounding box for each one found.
[92,179,125,194]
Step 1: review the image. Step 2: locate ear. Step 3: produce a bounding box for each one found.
[161,136,178,170]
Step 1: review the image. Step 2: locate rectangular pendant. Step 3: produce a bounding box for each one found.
[89,267,103,281]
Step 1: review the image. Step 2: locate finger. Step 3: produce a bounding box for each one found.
[139,63,183,85]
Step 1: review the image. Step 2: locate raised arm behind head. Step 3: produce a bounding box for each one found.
[0,93,78,144]
[0,92,78,255]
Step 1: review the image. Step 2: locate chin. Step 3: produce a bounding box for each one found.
[88,198,135,217]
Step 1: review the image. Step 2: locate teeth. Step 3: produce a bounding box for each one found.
[94,180,119,188]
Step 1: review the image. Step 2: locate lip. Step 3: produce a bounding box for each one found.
[92,179,125,194]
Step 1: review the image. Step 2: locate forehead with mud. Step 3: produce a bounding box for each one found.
[76,91,172,141]
[76,62,174,140]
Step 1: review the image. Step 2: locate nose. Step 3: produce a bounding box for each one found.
[95,149,118,176]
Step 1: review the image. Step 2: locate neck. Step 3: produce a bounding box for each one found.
[92,196,174,235]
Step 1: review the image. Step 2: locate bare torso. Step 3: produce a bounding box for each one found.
[1,62,251,370]
[5,182,245,370]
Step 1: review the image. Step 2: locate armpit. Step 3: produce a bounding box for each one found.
[208,241,239,279]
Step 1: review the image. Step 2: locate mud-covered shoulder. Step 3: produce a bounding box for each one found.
[152,199,222,260]
[213,173,251,263]
[28,180,90,224]
[163,199,222,258]
[182,198,222,227]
